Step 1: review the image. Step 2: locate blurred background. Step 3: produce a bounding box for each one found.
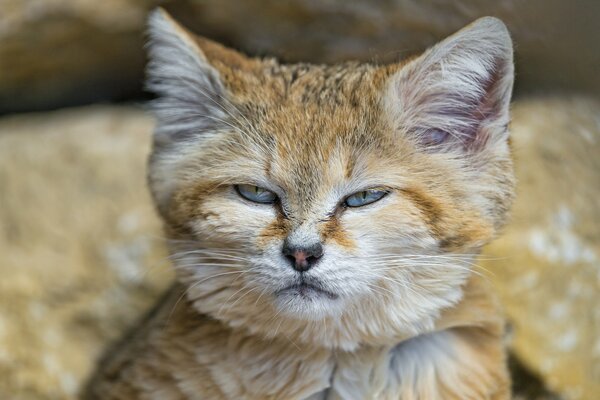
[0,0,598,399]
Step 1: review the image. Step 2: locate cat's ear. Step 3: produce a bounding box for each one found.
[384,17,514,152]
[146,9,230,146]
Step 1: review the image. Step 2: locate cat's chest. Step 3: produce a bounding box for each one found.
[185,312,414,399]
[200,342,391,400]
[222,343,396,400]
[319,345,395,400]
[306,341,428,400]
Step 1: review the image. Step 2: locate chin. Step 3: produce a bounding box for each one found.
[273,284,345,320]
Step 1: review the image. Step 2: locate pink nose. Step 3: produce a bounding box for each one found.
[282,242,324,272]
[290,250,309,268]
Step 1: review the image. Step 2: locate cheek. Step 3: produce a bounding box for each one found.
[342,200,436,252]
[189,196,278,246]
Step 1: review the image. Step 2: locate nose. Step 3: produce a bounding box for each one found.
[282,240,324,272]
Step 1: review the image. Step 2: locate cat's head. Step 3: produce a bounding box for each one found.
[145,9,514,349]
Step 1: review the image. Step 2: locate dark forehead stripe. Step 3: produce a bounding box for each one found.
[277,63,376,106]
[399,187,494,250]
[399,187,445,240]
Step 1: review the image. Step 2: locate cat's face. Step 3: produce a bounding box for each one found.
[146,10,514,347]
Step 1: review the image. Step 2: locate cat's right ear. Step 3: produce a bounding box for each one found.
[146,8,227,146]
[384,17,514,154]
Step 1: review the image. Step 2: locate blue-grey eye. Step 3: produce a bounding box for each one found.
[422,128,450,146]
[235,184,277,204]
[344,189,388,207]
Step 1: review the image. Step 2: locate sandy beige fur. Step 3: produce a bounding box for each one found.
[85,9,515,399]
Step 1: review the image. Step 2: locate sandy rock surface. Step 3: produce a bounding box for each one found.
[0,98,598,398]
[0,106,172,399]
[2,0,599,112]
[482,97,600,400]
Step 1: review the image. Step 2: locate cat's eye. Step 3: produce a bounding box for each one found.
[421,128,450,146]
[235,184,277,204]
[344,189,388,208]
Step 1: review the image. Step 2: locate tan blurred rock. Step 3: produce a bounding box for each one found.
[1,0,599,112]
[1,98,598,398]
[0,106,171,399]
[482,97,600,400]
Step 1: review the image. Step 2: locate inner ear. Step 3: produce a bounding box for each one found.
[384,17,514,153]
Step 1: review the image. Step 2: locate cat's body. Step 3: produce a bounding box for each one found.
[87,275,508,400]
[86,9,515,399]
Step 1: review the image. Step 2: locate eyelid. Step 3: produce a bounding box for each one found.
[235,184,278,204]
[240,181,284,200]
[342,186,391,199]
[341,188,390,208]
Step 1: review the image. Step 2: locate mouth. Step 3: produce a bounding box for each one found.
[276,281,339,300]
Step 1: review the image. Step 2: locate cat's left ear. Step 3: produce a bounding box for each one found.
[384,17,514,152]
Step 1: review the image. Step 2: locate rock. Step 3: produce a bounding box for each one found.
[0,0,159,113]
[0,106,171,399]
[482,97,600,400]
[169,0,600,97]
[1,0,599,113]
[0,98,598,398]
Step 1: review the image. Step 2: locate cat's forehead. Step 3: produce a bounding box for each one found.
[224,61,389,105]
[222,63,399,199]
[227,63,396,159]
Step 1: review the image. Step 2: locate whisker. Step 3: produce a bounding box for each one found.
[218,286,260,318]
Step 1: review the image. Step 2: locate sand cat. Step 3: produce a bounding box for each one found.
[85,8,514,399]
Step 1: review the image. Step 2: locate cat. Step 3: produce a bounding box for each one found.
[84,8,515,400]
